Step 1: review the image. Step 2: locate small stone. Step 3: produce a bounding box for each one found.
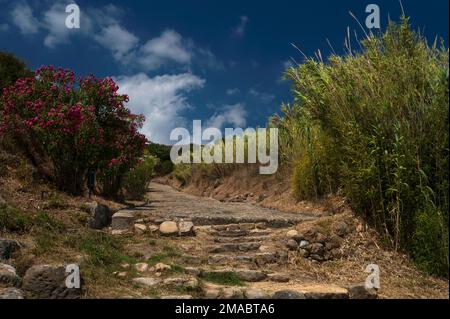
[116,272,127,278]
[299,240,309,248]
[132,277,161,287]
[148,225,159,232]
[111,229,130,236]
[154,263,172,272]
[348,283,378,299]
[0,288,24,299]
[134,263,149,273]
[159,221,179,236]
[239,223,256,231]
[221,287,244,299]
[134,224,147,234]
[286,230,299,239]
[244,289,270,299]
[286,239,298,251]
[121,263,130,269]
[272,290,306,299]
[235,270,267,282]
[334,221,350,237]
[111,211,135,230]
[310,254,324,262]
[267,273,290,283]
[302,285,349,299]
[178,221,195,236]
[204,288,220,299]
[0,264,20,286]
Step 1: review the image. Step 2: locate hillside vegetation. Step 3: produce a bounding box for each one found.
[173,19,449,277]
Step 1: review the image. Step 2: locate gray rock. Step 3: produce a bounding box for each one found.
[244,289,270,299]
[22,264,82,299]
[221,287,244,299]
[0,263,20,286]
[334,221,350,237]
[178,221,194,236]
[0,238,20,260]
[235,270,267,282]
[163,277,199,289]
[132,277,162,287]
[299,240,310,248]
[272,290,306,299]
[286,239,298,251]
[347,283,378,299]
[0,287,24,299]
[267,273,290,283]
[86,202,112,229]
[111,211,134,230]
[184,267,201,276]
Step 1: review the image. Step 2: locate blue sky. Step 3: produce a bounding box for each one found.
[0,0,448,144]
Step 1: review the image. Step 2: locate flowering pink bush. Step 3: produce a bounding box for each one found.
[0,66,147,195]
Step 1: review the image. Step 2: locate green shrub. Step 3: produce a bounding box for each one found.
[281,18,449,276]
[0,204,33,233]
[173,164,192,184]
[0,52,33,94]
[122,155,158,199]
[161,160,174,175]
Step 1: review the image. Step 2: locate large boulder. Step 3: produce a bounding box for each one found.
[0,288,24,299]
[111,211,134,230]
[85,202,112,229]
[22,264,82,299]
[0,238,21,260]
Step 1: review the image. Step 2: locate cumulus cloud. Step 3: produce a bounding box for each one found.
[10,2,40,35]
[138,30,191,70]
[206,103,247,130]
[94,24,139,62]
[231,16,249,38]
[114,73,205,144]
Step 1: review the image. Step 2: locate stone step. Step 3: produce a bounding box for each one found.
[191,216,299,228]
[201,269,268,282]
[207,242,261,253]
[208,229,272,238]
[201,282,352,299]
[213,235,270,244]
[208,252,280,267]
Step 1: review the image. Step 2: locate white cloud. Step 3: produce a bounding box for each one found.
[10,2,40,35]
[138,30,191,70]
[94,24,139,62]
[231,16,249,38]
[206,103,247,129]
[226,88,240,96]
[249,88,276,104]
[115,73,205,144]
